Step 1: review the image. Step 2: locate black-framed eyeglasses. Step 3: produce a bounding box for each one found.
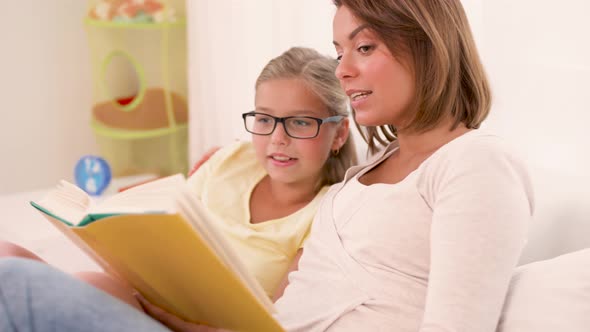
[242,111,344,139]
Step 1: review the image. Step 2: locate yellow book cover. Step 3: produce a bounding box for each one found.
[30,175,284,332]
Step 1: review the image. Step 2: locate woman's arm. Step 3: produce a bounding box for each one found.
[419,143,533,331]
[272,248,303,302]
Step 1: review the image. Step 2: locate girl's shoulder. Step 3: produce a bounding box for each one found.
[187,141,262,187]
[204,141,258,168]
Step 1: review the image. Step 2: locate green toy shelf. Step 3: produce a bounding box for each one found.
[85,0,188,176]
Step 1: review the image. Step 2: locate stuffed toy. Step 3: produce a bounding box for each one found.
[89,0,177,23]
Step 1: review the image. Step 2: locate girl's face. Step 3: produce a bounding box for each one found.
[252,78,348,188]
[333,5,415,128]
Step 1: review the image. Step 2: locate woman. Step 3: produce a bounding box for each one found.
[0,1,533,331]
[145,1,533,330]
[272,2,533,330]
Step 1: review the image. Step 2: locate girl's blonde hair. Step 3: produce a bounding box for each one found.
[334,0,491,154]
[256,47,357,187]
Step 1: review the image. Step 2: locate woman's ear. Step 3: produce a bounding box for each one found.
[332,118,350,150]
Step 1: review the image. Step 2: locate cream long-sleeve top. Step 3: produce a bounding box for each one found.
[274,130,535,332]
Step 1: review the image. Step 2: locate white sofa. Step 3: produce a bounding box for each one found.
[0,188,101,272]
[518,165,590,264]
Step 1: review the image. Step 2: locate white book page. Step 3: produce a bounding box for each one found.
[87,174,187,215]
[35,180,93,224]
[175,185,276,312]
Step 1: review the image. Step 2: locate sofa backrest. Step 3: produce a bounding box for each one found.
[519,165,590,264]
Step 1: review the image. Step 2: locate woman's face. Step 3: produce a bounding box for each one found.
[333,5,415,128]
[252,78,348,188]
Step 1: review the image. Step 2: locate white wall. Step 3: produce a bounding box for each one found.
[0,1,97,194]
[187,0,342,160]
[187,0,487,162]
[478,0,590,262]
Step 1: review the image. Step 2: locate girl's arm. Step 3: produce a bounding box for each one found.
[0,240,45,261]
[273,248,303,302]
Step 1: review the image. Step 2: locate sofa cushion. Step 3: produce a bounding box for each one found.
[497,248,590,332]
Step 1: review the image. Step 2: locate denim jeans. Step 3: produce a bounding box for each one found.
[0,257,170,332]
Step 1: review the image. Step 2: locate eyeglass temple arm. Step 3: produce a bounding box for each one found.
[322,115,345,123]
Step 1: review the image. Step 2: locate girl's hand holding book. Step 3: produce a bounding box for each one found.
[136,293,232,332]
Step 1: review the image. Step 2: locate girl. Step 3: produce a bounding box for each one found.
[0,46,355,308]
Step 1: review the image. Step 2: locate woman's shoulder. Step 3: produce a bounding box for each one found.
[430,130,523,168]
[418,129,534,212]
[419,129,533,189]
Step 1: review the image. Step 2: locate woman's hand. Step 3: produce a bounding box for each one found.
[136,293,230,332]
[188,147,221,177]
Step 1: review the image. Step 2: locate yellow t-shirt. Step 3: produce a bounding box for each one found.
[187,141,328,297]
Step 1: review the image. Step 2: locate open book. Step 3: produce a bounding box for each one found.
[30,174,284,332]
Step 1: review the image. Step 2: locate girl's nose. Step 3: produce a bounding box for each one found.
[270,122,290,145]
